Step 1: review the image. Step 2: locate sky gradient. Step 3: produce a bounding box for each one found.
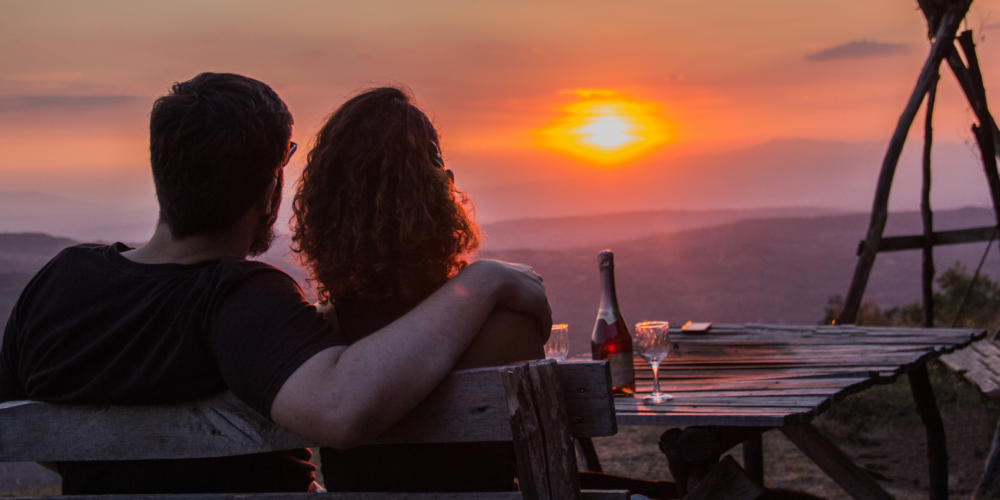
[3,0,1000,226]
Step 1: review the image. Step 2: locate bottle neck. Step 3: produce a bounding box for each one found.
[599,265,620,312]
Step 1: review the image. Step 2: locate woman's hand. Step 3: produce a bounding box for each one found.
[465,259,552,343]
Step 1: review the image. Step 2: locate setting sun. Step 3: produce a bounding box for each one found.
[536,90,673,167]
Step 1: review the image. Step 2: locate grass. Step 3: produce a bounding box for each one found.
[0,485,60,498]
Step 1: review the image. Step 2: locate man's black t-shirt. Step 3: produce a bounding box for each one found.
[0,243,349,494]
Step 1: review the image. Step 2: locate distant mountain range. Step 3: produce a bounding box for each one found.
[481,207,998,354]
[479,207,845,250]
[1,206,996,357]
[0,191,158,243]
[462,139,991,222]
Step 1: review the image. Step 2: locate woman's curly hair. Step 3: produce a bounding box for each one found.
[292,87,480,307]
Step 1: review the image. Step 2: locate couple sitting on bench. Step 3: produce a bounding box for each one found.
[0,73,553,494]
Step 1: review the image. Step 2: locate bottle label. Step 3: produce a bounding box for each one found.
[597,310,617,325]
[609,353,634,388]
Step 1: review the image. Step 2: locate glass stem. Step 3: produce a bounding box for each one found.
[651,360,661,394]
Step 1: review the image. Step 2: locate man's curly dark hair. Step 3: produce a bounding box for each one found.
[292,87,480,307]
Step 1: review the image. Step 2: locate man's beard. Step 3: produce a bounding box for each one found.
[247,176,283,257]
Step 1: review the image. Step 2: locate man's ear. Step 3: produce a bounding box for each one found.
[260,178,278,215]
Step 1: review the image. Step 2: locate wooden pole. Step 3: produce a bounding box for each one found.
[839,6,968,324]
[957,31,1000,227]
[975,417,1000,499]
[922,76,939,328]
[910,365,949,500]
[575,438,604,473]
[742,433,765,486]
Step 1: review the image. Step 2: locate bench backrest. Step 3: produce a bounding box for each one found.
[0,360,619,500]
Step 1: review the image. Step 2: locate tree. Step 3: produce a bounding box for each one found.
[821,262,1000,332]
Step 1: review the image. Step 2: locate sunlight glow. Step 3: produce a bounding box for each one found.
[536,90,673,166]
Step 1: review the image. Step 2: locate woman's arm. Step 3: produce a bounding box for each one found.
[453,306,545,370]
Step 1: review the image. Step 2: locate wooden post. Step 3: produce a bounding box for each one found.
[909,365,949,500]
[743,433,765,486]
[839,5,968,324]
[945,41,1000,156]
[922,76,939,328]
[781,422,893,500]
[957,31,1000,227]
[501,360,582,500]
[974,418,1000,499]
[575,437,604,473]
[682,456,765,500]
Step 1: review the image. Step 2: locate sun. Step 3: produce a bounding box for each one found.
[536,90,673,167]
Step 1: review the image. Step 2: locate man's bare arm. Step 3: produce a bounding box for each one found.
[270,260,551,449]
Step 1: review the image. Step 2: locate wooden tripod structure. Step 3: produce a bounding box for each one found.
[837,1,1000,499]
[840,0,1000,328]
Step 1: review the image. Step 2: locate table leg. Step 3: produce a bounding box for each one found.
[659,426,770,494]
[576,437,603,473]
[780,422,893,500]
[908,364,948,500]
[743,432,764,486]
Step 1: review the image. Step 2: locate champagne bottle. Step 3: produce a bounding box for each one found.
[591,250,635,396]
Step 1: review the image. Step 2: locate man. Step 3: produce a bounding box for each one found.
[0,73,551,494]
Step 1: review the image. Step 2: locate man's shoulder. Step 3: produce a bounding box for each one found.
[214,258,295,283]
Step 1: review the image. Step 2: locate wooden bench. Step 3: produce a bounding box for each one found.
[0,359,628,500]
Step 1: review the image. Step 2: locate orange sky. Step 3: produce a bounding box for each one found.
[2,1,1000,224]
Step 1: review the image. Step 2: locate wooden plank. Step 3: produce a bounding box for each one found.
[501,360,582,500]
[780,422,894,500]
[616,412,797,428]
[616,397,829,408]
[682,456,765,500]
[0,362,615,462]
[0,391,316,462]
[1,490,624,499]
[856,225,996,254]
[555,362,618,438]
[3,494,527,500]
[580,492,630,500]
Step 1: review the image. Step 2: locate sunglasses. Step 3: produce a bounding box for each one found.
[283,142,298,167]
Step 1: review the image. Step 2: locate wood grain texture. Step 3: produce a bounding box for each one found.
[613,324,983,427]
[2,494,627,500]
[940,339,1000,402]
[0,362,615,462]
[780,423,893,500]
[501,360,582,500]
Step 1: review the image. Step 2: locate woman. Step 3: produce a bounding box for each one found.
[291,87,544,492]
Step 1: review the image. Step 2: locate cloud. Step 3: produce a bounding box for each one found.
[0,95,141,113]
[806,40,909,62]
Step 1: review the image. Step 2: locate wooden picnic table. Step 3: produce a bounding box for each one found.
[578,323,986,499]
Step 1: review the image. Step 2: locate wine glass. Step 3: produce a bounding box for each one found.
[634,321,672,403]
[545,324,570,361]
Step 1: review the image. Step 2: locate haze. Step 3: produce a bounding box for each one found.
[3,0,1000,240]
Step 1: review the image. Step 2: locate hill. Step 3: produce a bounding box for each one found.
[480,207,999,354]
[0,207,996,357]
[480,206,844,250]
